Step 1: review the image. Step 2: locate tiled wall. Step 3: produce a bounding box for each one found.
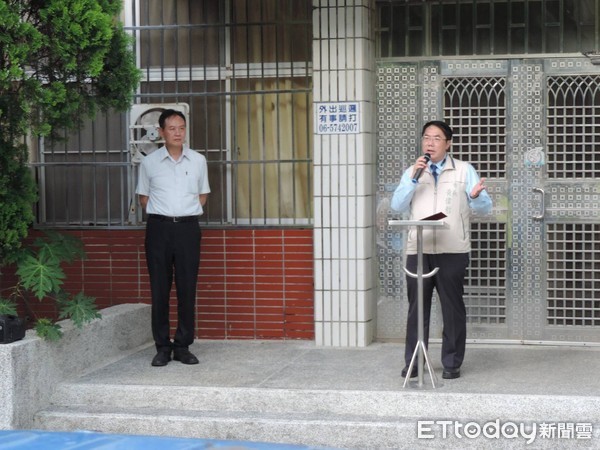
[3,228,314,340]
[197,229,314,339]
[312,0,377,346]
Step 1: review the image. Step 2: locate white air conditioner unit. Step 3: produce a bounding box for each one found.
[129,103,190,164]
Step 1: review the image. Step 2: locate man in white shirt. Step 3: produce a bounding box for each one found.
[136,109,210,366]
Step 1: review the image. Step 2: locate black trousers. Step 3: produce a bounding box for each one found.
[145,217,201,352]
[404,253,469,370]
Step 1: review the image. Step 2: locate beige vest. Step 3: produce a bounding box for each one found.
[406,157,472,254]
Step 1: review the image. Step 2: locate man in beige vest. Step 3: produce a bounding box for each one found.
[391,120,492,379]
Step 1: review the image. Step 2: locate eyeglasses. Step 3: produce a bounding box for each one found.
[421,135,448,143]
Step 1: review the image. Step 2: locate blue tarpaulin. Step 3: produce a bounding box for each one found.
[0,430,327,450]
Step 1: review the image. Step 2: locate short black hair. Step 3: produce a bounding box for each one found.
[158,109,186,129]
[422,120,453,140]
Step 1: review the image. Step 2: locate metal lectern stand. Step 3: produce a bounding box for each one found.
[388,218,446,389]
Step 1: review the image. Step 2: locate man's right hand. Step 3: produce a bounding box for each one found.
[411,155,430,179]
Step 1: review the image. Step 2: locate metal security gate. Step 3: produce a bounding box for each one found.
[376,58,600,344]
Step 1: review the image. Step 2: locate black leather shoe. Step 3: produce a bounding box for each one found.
[151,350,171,367]
[442,368,460,379]
[173,349,199,365]
[401,366,417,378]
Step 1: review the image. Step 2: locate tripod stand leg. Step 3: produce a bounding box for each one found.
[402,340,438,388]
[421,341,438,388]
[402,347,419,388]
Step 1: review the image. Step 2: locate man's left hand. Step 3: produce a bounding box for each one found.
[470,178,487,199]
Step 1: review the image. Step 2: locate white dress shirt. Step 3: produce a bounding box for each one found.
[136,146,211,217]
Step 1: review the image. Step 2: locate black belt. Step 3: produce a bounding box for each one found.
[148,214,199,223]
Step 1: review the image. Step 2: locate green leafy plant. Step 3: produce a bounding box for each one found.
[0,231,101,340]
[35,318,64,342]
[0,298,18,316]
[0,1,140,340]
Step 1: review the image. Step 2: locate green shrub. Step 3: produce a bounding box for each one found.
[0,231,101,340]
[0,0,140,340]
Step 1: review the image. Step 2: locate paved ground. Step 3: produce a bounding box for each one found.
[77,339,600,397]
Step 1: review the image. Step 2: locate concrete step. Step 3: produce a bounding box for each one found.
[44,382,597,423]
[30,341,600,448]
[35,405,418,449]
[34,382,599,449]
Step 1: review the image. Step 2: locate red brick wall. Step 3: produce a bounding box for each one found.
[1,228,314,340]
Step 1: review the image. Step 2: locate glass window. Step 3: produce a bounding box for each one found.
[36,111,131,226]
[376,0,600,58]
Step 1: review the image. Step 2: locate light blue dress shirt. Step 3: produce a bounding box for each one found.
[391,158,492,214]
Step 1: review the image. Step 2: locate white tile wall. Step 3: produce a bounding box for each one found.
[314,289,323,322]
[331,228,340,263]
[323,322,332,346]
[347,290,357,321]
[315,321,323,344]
[332,290,340,321]
[330,165,339,196]
[339,228,348,259]
[322,289,331,321]
[356,289,373,322]
[340,322,348,346]
[313,0,376,347]
[322,227,331,258]
[313,165,322,197]
[339,259,348,290]
[332,322,341,346]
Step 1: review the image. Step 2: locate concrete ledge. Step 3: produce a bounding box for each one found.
[0,303,152,430]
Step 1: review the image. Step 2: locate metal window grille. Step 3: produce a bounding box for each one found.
[443,75,507,325]
[33,112,131,227]
[547,75,600,179]
[376,0,600,58]
[444,76,507,179]
[547,223,600,326]
[33,0,313,228]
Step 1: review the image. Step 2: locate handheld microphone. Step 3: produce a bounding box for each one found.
[411,153,431,184]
